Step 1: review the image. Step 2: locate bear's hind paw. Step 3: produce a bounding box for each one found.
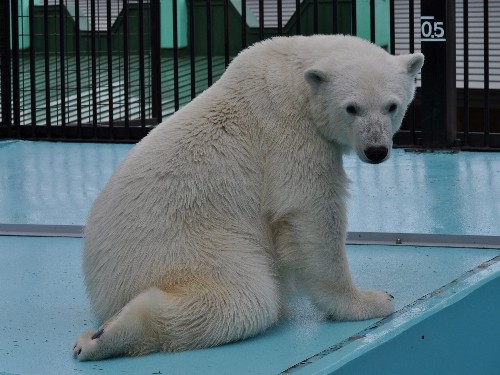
[72,330,102,361]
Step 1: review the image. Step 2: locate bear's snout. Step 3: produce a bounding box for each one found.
[363,146,388,164]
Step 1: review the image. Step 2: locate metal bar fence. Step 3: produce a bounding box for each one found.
[43,0,50,133]
[29,0,36,136]
[389,0,394,55]
[0,0,498,149]
[332,0,337,34]
[0,0,12,135]
[295,0,301,34]
[138,0,146,126]
[313,0,318,34]
[172,0,180,111]
[76,0,83,134]
[277,0,283,35]
[223,0,229,67]
[351,0,356,35]
[463,0,469,147]
[106,0,113,135]
[59,0,66,132]
[11,0,20,137]
[91,0,98,135]
[241,0,247,47]
[206,0,213,86]
[258,0,264,40]
[483,0,489,147]
[151,0,162,123]
[122,0,130,134]
[408,0,416,146]
[189,0,196,99]
[369,0,375,43]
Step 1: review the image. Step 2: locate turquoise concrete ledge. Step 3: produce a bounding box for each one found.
[332,267,500,374]
[288,256,500,374]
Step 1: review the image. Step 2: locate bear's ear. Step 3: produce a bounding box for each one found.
[304,68,328,88]
[400,53,425,76]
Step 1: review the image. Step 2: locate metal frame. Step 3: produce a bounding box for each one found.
[2,224,498,249]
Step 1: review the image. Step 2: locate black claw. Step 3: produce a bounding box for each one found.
[77,348,82,355]
[389,294,395,299]
[91,328,104,340]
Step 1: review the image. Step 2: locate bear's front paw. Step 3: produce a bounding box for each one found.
[352,290,394,320]
[329,289,394,321]
[72,330,103,361]
[358,290,394,319]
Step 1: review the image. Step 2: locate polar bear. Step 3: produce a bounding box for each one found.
[73,35,424,360]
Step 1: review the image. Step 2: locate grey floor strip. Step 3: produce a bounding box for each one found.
[347,232,500,249]
[0,224,84,238]
[0,224,499,249]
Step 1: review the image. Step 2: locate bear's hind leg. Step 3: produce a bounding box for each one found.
[73,288,164,361]
[73,271,281,361]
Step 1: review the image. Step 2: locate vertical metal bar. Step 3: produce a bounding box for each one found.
[75,0,82,133]
[20,0,26,130]
[483,0,489,146]
[123,0,130,132]
[206,0,213,86]
[389,0,395,54]
[173,0,179,111]
[43,0,51,132]
[369,0,375,43]
[241,0,247,47]
[295,0,301,35]
[139,0,146,125]
[188,0,196,99]
[258,0,264,40]
[351,0,356,36]
[332,0,337,34]
[150,0,162,122]
[11,0,20,136]
[1,0,12,135]
[409,0,414,53]
[59,0,66,130]
[445,0,457,147]
[408,0,415,144]
[420,0,456,148]
[313,0,318,34]
[106,0,113,133]
[277,0,283,36]
[29,0,36,134]
[223,0,229,67]
[463,0,469,146]
[91,0,98,131]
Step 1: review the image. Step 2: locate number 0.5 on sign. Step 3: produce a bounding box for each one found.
[421,16,445,42]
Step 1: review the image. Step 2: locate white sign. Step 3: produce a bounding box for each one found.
[421,16,445,42]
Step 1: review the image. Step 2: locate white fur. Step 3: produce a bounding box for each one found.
[73,35,423,360]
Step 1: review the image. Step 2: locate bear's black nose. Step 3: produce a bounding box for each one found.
[364,146,388,164]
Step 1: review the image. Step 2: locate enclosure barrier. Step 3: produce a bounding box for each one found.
[0,0,498,149]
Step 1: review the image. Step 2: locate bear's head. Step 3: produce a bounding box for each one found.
[304,41,424,164]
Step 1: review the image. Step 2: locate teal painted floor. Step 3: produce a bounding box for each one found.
[1,140,499,235]
[0,140,499,374]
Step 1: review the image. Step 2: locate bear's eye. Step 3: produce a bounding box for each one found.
[346,105,358,115]
[388,103,398,113]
